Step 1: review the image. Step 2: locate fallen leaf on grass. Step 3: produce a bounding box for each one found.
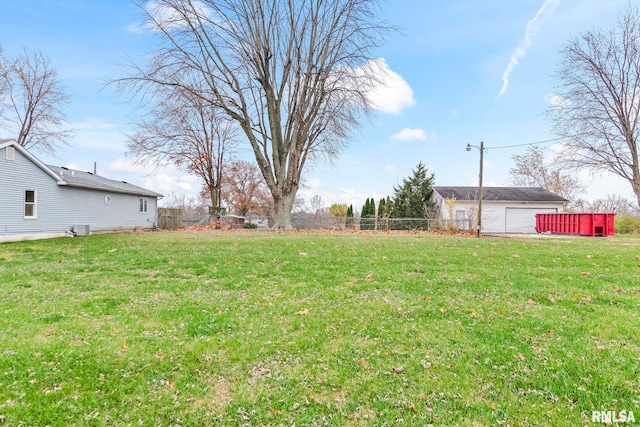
[581,272,591,277]
[299,252,307,257]
[269,407,282,415]
[122,343,129,350]
[357,358,369,368]
[296,309,310,315]
[596,345,606,350]
[526,299,537,305]
[512,254,520,258]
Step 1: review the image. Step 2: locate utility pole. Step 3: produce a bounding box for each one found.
[466,141,484,238]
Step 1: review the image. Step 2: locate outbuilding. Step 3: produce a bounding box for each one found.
[431,186,568,233]
[0,140,163,241]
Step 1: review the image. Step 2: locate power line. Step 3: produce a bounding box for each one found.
[485,137,566,150]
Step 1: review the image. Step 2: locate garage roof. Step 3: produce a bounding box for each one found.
[433,186,568,203]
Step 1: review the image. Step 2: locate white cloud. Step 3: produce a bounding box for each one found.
[496,0,560,100]
[392,127,427,142]
[108,157,156,175]
[67,117,127,152]
[546,93,570,107]
[127,0,212,33]
[357,58,416,114]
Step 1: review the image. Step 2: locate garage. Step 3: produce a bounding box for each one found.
[505,207,557,233]
[432,187,569,234]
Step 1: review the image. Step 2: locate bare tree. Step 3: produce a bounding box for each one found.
[127,86,237,214]
[548,5,640,208]
[0,49,72,154]
[588,194,635,215]
[115,0,388,229]
[310,194,324,215]
[509,145,584,201]
[0,46,7,120]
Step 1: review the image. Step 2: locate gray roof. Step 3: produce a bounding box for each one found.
[432,186,568,203]
[47,165,163,198]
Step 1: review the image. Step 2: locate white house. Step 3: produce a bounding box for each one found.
[431,186,568,233]
[0,139,163,241]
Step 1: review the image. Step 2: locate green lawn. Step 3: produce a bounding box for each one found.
[0,231,639,426]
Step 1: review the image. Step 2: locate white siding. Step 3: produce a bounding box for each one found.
[433,193,565,233]
[482,202,563,233]
[0,147,158,235]
[505,207,557,233]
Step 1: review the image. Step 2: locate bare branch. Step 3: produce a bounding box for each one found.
[509,145,584,202]
[111,0,389,229]
[0,49,73,154]
[126,84,238,212]
[548,5,640,207]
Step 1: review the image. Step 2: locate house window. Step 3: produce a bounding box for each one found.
[139,197,148,213]
[6,146,15,161]
[25,190,37,218]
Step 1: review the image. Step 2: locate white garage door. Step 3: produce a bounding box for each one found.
[505,208,557,233]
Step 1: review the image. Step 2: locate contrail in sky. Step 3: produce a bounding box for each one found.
[496,0,560,101]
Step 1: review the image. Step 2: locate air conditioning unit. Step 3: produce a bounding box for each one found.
[73,224,90,237]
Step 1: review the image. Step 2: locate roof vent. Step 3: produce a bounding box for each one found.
[122,181,128,184]
[62,166,69,170]
[87,171,93,175]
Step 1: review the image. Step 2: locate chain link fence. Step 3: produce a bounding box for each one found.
[291,213,472,231]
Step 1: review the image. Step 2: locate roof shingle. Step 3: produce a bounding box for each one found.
[47,165,163,198]
[432,186,568,202]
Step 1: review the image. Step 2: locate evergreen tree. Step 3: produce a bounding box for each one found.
[378,198,386,217]
[390,162,435,220]
[346,204,354,227]
[360,197,375,230]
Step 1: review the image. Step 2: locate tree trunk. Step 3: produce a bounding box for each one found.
[271,191,296,230]
[209,185,220,216]
[632,175,640,211]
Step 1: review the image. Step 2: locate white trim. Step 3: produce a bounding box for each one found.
[24,189,37,219]
[139,197,148,213]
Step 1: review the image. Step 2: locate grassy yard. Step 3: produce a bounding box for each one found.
[0,231,639,426]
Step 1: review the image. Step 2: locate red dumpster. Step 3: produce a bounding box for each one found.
[535,213,615,236]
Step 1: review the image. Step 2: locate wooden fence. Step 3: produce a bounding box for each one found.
[158,208,183,230]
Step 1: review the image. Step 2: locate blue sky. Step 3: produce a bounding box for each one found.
[0,0,635,211]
